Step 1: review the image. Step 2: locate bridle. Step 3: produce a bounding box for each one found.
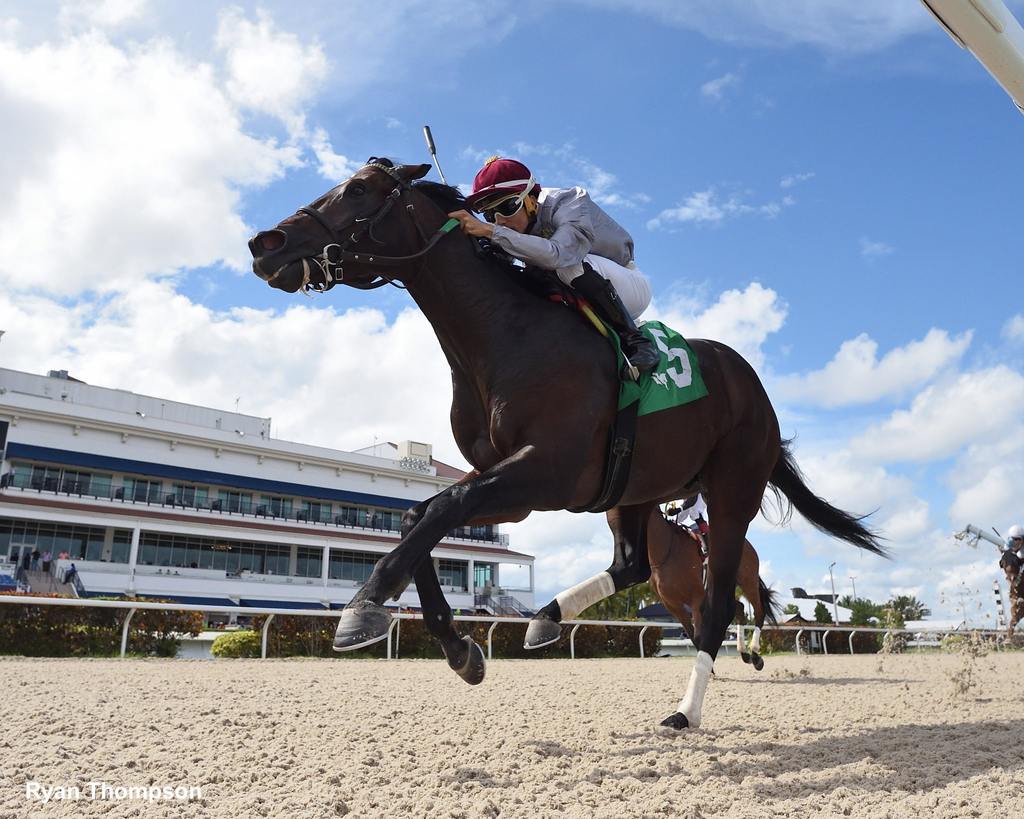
[292,159,458,294]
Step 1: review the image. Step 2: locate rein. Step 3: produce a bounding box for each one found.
[294,161,459,294]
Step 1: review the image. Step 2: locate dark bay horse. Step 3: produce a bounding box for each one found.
[647,509,779,670]
[999,550,1024,638]
[248,158,884,729]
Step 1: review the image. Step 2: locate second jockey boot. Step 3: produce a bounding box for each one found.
[572,264,660,379]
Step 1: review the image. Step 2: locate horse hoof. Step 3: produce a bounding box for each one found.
[752,653,764,671]
[445,636,486,686]
[740,652,751,664]
[659,712,690,731]
[524,616,561,649]
[333,601,392,651]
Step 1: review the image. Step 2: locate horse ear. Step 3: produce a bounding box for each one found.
[399,163,432,181]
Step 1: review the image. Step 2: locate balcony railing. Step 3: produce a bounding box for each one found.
[1,472,510,546]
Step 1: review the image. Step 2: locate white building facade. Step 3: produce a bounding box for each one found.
[0,368,535,615]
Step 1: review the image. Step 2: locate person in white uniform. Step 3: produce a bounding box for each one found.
[447,156,658,377]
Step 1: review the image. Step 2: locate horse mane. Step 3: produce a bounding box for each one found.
[412,179,469,214]
[409,178,531,282]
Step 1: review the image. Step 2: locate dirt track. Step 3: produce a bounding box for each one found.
[1,652,1023,818]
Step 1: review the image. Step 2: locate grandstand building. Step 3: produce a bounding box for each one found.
[0,367,535,616]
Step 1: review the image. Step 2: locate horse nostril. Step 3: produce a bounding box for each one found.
[252,230,287,256]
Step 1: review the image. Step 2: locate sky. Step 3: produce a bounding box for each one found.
[1,0,1022,624]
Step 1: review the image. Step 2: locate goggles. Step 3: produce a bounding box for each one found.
[482,195,527,223]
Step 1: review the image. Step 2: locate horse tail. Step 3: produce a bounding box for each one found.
[758,578,781,625]
[767,439,887,557]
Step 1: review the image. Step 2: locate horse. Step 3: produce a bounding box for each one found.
[248,157,885,729]
[998,550,1024,639]
[647,508,779,670]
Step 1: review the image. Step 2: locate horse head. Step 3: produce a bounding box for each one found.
[249,157,432,293]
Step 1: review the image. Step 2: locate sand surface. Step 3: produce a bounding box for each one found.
[2,652,1023,818]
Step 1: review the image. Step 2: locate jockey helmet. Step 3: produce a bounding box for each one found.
[467,157,541,213]
[1008,523,1024,542]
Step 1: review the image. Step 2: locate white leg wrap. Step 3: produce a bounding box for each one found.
[677,651,714,728]
[752,627,761,654]
[736,625,747,655]
[554,571,616,620]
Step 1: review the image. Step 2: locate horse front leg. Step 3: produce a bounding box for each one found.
[525,503,655,649]
[401,500,488,685]
[334,449,559,655]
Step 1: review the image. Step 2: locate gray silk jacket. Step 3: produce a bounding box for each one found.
[489,187,634,271]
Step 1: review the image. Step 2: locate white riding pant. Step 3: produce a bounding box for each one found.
[556,256,652,320]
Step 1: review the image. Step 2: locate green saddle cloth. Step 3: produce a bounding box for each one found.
[609,320,708,415]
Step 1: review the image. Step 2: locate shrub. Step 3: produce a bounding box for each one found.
[0,594,202,657]
[211,630,262,658]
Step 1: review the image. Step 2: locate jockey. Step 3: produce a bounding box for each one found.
[1008,524,1024,559]
[447,156,659,377]
[680,493,709,538]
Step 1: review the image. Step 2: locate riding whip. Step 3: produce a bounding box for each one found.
[422,125,449,186]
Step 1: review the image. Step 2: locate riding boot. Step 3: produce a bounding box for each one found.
[572,264,660,379]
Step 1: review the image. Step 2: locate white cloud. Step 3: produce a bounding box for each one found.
[1003,313,1024,343]
[0,27,303,297]
[948,426,1024,528]
[311,128,362,180]
[780,171,814,188]
[860,237,894,258]
[58,0,147,30]
[492,141,651,209]
[700,71,740,100]
[648,282,786,371]
[851,365,1024,463]
[774,328,972,408]
[0,282,462,465]
[571,0,939,52]
[647,188,794,230]
[215,8,327,136]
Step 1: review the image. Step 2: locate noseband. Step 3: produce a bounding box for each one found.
[293,160,458,294]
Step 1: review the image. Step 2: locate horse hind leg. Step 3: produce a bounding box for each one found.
[735,603,752,665]
[750,626,764,671]
[525,503,653,649]
[660,439,768,731]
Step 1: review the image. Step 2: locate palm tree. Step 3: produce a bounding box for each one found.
[886,594,930,622]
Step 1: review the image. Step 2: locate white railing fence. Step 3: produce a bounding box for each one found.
[0,595,1004,660]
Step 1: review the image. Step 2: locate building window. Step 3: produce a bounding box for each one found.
[172,483,208,508]
[333,506,366,527]
[438,559,467,591]
[124,477,161,503]
[329,550,380,583]
[261,495,293,518]
[295,546,322,578]
[301,501,332,523]
[216,490,252,514]
[137,531,290,575]
[474,563,494,590]
[29,465,62,492]
[111,530,133,564]
[0,518,107,562]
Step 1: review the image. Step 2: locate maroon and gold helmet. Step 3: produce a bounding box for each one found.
[466,156,540,212]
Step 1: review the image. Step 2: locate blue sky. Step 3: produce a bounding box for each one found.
[2,0,1022,622]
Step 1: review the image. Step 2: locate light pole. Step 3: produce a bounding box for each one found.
[849,575,857,601]
[829,562,839,623]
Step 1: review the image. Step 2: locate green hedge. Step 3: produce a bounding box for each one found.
[211,630,262,658]
[245,614,660,659]
[0,594,203,657]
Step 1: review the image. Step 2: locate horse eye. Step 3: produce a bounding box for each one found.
[349,183,366,196]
